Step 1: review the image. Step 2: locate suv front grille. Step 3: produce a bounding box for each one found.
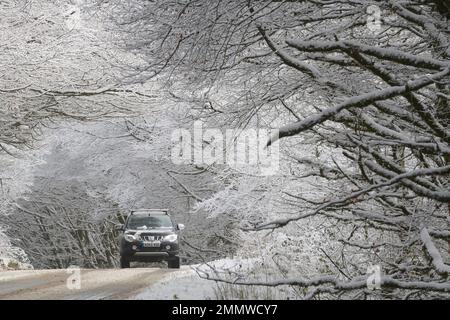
[139,235,164,241]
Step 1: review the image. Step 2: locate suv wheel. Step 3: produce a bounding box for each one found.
[168,256,180,269]
[120,256,130,268]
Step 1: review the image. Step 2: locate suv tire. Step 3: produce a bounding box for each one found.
[120,256,130,268]
[168,256,180,269]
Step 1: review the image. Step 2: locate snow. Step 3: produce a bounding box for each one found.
[133,267,215,300]
[133,258,256,300]
[420,227,450,275]
[286,39,449,70]
[268,66,450,145]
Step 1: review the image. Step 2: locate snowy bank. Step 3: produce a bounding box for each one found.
[0,257,33,271]
[133,258,256,300]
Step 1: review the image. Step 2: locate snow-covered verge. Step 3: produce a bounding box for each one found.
[133,258,299,300]
[133,259,257,300]
[0,258,33,271]
[133,266,216,300]
[0,228,33,271]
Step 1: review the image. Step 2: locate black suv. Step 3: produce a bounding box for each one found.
[117,209,184,268]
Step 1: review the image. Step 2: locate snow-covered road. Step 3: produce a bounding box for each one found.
[0,259,250,300]
[0,268,179,300]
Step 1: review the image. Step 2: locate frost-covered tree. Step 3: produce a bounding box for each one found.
[0,0,156,265]
[2,117,235,268]
[0,0,147,156]
[107,0,450,298]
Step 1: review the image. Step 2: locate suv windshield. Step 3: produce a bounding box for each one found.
[127,215,173,230]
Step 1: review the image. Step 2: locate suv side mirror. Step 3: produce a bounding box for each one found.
[177,223,185,231]
[114,224,124,231]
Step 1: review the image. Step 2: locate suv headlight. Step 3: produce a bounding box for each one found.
[163,234,178,242]
[124,234,137,242]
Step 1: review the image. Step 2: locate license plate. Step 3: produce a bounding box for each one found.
[142,241,160,248]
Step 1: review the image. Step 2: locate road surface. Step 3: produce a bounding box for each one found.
[0,268,176,300]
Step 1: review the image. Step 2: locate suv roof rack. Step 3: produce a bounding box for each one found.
[130,209,169,215]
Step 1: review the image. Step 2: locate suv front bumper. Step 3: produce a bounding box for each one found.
[120,240,179,262]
